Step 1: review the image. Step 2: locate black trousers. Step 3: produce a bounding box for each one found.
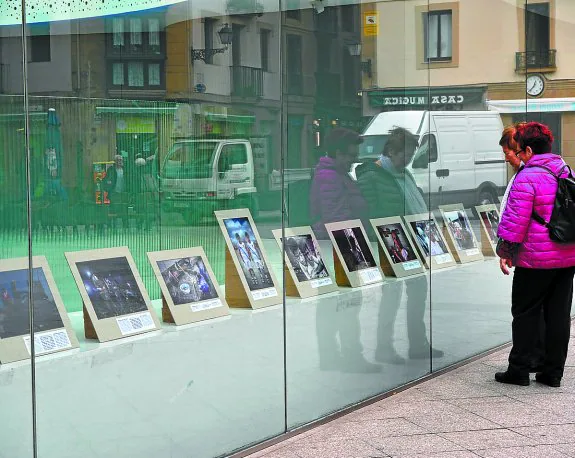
[509,266,575,378]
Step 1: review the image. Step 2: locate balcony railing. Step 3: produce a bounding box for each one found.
[231,66,264,98]
[516,49,557,71]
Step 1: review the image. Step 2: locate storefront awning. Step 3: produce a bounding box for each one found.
[95,106,177,115]
[205,113,255,124]
[487,98,575,113]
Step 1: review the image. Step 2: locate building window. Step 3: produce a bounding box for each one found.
[424,10,452,61]
[341,5,356,32]
[342,49,357,100]
[112,63,124,85]
[148,63,161,86]
[260,29,270,72]
[525,3,550,54]
[128,62,145,87]
[286,0,301,20]
[112,18,124,47]
[286,34,303,95]
[29,23,51,63]
[129,18,143,49]
[148,19,160,47]
[204,19,216,64]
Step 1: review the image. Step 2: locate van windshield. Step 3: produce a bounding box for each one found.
[359,135,388,160]
[162,142,217,179]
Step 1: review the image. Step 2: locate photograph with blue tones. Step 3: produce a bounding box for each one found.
[158,256,218,305]
[223,217,273,291]
[77,257,147,320]
[0,268,63,339]
[410,220,448,257]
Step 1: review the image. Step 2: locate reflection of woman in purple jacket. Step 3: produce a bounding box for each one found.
[495,122,575,388]
[309,128,367,238]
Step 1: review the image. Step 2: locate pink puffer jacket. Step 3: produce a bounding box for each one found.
[497,153,575,269]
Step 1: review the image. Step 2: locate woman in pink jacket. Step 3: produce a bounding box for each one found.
[495,122,575,388]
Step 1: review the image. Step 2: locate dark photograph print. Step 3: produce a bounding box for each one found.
[377,223,417,264]
[410,220,448,257]
[157,256,218,306]
[0,268,64,339]
[284,235,329,282]
[480,210,500,243]
[77,257,148,320]
[224,217,274,291]
[444,210,477,250]
[332,227,377,272]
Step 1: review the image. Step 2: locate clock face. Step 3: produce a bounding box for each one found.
[526,75,545,97]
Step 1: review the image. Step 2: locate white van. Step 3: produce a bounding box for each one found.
[357,111,506,209]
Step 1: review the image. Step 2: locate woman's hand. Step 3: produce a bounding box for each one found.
[499,258,513,275]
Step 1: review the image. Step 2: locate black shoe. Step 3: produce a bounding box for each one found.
[495,371,529,386]
[529,365,545,373]
[535,372,561,388]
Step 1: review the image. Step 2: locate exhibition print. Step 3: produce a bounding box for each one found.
[284,235,329,282]
[376,223,418,264]
[480,210,500,243]
[443,210,477,250]
[0,267,64,340]
[76,256,148,320]
[409,219,448,257]
[223,217,273,291]
[157,256,218,306]
[331,227,377,272]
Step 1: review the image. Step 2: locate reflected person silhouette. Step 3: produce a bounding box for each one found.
[316,287,381,373]
[356,127,444,362]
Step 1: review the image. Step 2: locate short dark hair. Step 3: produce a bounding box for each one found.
[383,127,419,156]
[325,128,362,158]
[514,122,554,154]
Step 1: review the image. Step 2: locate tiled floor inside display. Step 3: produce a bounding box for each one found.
[248,322,575,458]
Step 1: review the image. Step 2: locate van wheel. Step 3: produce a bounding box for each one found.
[478,190,496,206]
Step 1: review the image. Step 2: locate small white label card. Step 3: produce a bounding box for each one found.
[310,277,333,288]
[466,248,480,256]
[117,311,156,336]
[23,329,72,356]
[252,287,279,301]
[190,298,223,313]
[359,267,383,285]
[402,260,422,271]
[435,253,454,265]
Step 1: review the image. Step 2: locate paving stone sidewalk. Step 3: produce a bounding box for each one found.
[248,323,575,458]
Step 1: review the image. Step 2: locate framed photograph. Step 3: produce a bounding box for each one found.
[370,217,425,278]
[403,213,457,270]
[439,204,484,263]
[147,248,230,325]
[215,209,281,309]
[325,220,383,288]
[0,256,79,364]
[475,204,501,256]
[65,247,160,342]
[272,226,337,298]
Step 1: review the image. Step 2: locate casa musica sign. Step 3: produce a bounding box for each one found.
[382,95,465,106]
[368,87,486,109]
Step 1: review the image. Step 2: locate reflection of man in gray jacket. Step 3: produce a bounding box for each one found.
[357,127,443,362]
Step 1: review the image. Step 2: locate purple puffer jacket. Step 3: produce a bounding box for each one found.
[497,153,575,269]
[309,156,368,237]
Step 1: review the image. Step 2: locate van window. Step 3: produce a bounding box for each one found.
[412,134,437,168]
[359,135,388,160]
[218,144,248,173]
[162,142,217,179]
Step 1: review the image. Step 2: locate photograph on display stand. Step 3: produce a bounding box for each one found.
[409,219,449,257]
[76,256,148,320]
[443,210,478,250]
[331,227,377,272]
[284,235,330,282]
[0,268,64,340]
[157,256,218,306]
[480,209,500,243]
[223,216,274,291]
[376,223,418,264]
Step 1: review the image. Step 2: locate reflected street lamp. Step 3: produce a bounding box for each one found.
[191,23,233,62]
[346,43,372,79]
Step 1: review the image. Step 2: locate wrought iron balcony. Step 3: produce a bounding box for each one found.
[516,49,557,71]
[231,65,264,98]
